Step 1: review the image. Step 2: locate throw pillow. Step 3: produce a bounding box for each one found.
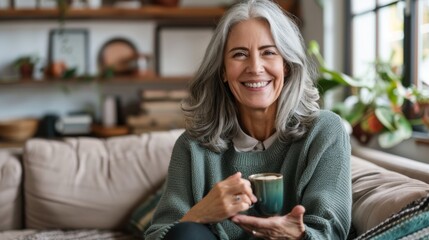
[351,156,429,235]
[354,194,429,240]
[128,183,166,237]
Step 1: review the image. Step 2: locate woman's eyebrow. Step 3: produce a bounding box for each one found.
[259,45,277,50]
[228,45,277,53]
[228,47,248,53]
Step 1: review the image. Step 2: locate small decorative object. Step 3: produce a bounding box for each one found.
[44,60,67,78]
[0,118,39,142]
[136,53,155,77]
[14,55,39,79]
[98,37,139,77]
[48,29,89,77]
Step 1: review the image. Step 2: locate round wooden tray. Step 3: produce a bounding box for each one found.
[98,38,139,76]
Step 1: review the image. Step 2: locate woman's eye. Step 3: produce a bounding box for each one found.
[263,50,277,56]
[232,52,247,58]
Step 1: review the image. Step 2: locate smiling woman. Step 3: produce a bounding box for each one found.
[223,19,285,131]
[144,0,352,239]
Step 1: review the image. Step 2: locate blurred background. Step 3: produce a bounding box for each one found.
[0,0,428,162]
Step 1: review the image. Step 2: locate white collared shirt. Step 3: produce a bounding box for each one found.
[232,127,278,152]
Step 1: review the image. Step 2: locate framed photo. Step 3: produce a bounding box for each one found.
[48,29,89,76]
[155,24,215,77]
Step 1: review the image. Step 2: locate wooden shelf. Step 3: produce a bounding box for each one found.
[0,6,226,21]
[0,75,191,86]
[0,1,299,21]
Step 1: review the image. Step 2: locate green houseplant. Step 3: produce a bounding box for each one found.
[308,40,428,148]
[14,55,39,79]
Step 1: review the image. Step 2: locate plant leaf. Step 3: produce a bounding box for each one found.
[374,107,395,131]
[378,130,404,148]
[345,101,366,126]
[320,67,369,88]
[317,78,341,95]
[394,114,413,139]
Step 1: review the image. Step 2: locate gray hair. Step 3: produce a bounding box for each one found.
[182,0,320,152]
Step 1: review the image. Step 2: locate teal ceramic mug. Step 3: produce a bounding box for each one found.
[248,173,284,216]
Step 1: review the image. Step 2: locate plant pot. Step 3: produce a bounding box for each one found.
[19,63,34,79]
[45,61,67,78]
[418,102,429,129]
[352,123,373,145]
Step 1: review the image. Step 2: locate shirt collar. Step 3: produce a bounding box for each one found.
[232,126,278,152]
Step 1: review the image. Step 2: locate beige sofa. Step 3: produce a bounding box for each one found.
[0,129,428,239]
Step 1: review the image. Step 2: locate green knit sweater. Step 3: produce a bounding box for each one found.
[145,110,352,240]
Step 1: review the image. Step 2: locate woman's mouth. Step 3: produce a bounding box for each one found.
[243,81,270,88]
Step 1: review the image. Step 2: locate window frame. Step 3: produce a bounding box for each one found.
[345,0,428,128]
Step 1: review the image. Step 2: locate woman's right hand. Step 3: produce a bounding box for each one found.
[180,172,257,224]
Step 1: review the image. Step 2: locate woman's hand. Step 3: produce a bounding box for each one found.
[231,205,306,240]
[180,172,257,224]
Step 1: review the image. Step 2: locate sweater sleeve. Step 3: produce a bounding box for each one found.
[297,111,352,239]
[144,133,197,240]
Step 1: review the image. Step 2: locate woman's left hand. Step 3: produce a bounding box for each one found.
[231,205,306,240]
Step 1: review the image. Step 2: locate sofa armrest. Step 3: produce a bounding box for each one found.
[352,144,429,184]
[0,151,23,230]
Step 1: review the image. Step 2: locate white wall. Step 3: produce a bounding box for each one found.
[0,4,326,121]
[0,20,158,120]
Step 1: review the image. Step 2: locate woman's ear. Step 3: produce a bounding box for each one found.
[284,62,290,77]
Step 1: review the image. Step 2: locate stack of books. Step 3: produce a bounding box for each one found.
[127,89,188,134]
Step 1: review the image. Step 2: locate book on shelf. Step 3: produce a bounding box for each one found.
[141,89,188,101]
[140,101,182,114]
[127,113,185,133]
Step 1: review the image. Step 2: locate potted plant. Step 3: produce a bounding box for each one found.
[308,41,426,148]
[14,55,39,79]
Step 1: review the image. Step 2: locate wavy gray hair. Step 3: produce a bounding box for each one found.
[182,0,320,152]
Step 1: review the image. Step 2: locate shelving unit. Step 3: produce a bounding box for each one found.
[0,1,300,148]
[0,75,190,86]
[0,1,299,21]
[0,6,226,21]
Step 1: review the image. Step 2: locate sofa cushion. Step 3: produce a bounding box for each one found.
[23,129,184,230]
[354,194,429,239]
[0,229,133,240]
[128,182,165,237]
[0,152,22,230]
[351,155,429,235]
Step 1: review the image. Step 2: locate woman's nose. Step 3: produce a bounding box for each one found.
[246,56,264,74]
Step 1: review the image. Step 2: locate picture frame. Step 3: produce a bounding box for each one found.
[155,24,215,77]
[48,29,89,76]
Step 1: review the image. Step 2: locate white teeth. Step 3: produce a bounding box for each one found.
[244,81,269,88]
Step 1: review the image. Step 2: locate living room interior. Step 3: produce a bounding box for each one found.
[0,0,429,239]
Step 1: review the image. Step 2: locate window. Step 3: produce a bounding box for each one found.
[418,0,429,89]
[347,0,428,90]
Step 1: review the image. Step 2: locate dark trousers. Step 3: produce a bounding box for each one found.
[163,222,218,240]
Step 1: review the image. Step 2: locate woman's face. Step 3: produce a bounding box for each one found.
[224,18,286,114]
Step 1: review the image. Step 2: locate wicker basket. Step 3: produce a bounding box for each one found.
[0,118,39,142]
